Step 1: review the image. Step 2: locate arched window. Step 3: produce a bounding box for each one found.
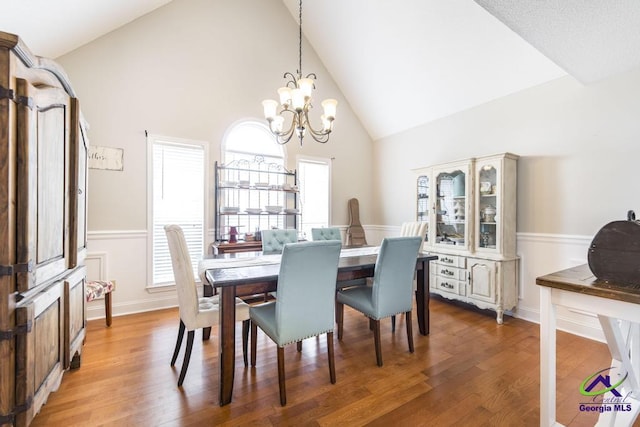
[218,120,294,240]
[223,120,284,164]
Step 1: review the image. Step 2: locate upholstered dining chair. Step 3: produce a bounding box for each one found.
[336,236,422,367]
[261,229,298,254]
[400,221,428,246]
[311,227,342,242]
[164,224,250,387]
[390,221,428,331]
[250,240,342,406]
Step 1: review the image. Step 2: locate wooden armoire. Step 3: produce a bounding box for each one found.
[0,31,88,426]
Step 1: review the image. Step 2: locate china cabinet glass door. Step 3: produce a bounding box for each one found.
[433,163,469,250]
[475,159,500,253]
[416,175,430,244]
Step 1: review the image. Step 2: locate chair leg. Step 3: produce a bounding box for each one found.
[373,319,383,367]
[171,320,185,366]
[406,311,414,353]
[177,330,195,387]
[391,315,396,332]
[327,332,336,384]
[250,321,258,367]
[105,291,113,327]
[242,319,250,367]
[277,346,286,406]
[336,301,344,340]
[297,340,302,352]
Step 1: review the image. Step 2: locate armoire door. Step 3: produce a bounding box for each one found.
[69,97,87,268]
[15,78,72,292]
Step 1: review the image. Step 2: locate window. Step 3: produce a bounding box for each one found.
[220,121,290,239]
[223,120,284,163]
[298,156,331,239]
[147,134,208,287]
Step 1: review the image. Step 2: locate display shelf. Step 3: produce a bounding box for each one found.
[214,159,299,243]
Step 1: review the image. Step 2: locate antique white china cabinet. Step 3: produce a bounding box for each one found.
[414,152,519,323]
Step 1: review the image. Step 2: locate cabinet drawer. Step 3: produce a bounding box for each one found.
[435,265,466,281]
[434,276,465,296]
[435,254,466,268]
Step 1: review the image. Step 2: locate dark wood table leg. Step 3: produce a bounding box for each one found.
[219,286,236,406]
[415,260,430,335]
[203,282,213,340]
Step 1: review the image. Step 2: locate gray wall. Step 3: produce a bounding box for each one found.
[58,0,374,233]
[373,69,640,236]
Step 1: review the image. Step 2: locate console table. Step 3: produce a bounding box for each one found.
[210,241,263,254]
[536,264,640,427]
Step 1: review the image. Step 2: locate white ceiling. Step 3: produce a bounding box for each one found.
[1,0,639,140]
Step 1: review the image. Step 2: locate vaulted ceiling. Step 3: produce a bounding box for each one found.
[2,0,639,140]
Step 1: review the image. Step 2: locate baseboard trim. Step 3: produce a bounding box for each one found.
[514,305,604,343]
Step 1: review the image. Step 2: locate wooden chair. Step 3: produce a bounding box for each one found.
[165,224,250,387]
[85,280,115,326]
[336,236,422,366]
[250,240,341,405]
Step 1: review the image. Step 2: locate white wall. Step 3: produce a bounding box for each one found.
[373,68,640,342]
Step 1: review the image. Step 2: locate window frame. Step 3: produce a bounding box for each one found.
[297,155,332,238]
[146,133,210,290]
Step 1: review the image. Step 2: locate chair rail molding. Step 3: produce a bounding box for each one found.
[86,226,602,342]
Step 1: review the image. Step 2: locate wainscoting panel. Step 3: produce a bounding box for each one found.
[87,227,604,342]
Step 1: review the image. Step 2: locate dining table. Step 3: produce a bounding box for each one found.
[199,246,438,406]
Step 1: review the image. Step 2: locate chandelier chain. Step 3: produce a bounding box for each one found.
[298,0,302,76]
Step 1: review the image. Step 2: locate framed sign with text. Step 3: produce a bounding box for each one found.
[88,146,124,171]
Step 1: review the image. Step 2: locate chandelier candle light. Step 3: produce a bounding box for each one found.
[262,0,337,145]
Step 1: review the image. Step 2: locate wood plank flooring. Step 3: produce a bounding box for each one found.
[30,297,617,426]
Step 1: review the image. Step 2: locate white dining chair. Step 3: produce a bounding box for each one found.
[165,224,251,387]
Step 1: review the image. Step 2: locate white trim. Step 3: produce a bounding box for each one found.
[516,232,592,245]
[85,252,108,280]
[85,227,607,342]
[88,230,147,239]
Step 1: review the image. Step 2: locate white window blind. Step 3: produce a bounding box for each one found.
[298,157,331,239]
[151,140,205,286]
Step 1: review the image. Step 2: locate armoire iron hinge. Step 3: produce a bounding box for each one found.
[0,320,33,341]
[0,260,34,277]
[0,396,33,424]
[0,85,33,109]
[0,86,14,101]
[15,94,34,109]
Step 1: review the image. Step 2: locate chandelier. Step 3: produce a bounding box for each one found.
[262,0,337,145]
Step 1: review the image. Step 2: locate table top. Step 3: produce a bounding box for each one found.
[205,251,438,288]
[536,263,640,305]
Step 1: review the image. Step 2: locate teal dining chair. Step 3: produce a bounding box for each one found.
[311,227,342,242]
[164,225,250,387]
[336,236,422,367]
[250,240,342,406]
[261,229,298,254]
[390,221,428,331]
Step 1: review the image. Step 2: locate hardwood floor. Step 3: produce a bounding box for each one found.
[31,297,615,426]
